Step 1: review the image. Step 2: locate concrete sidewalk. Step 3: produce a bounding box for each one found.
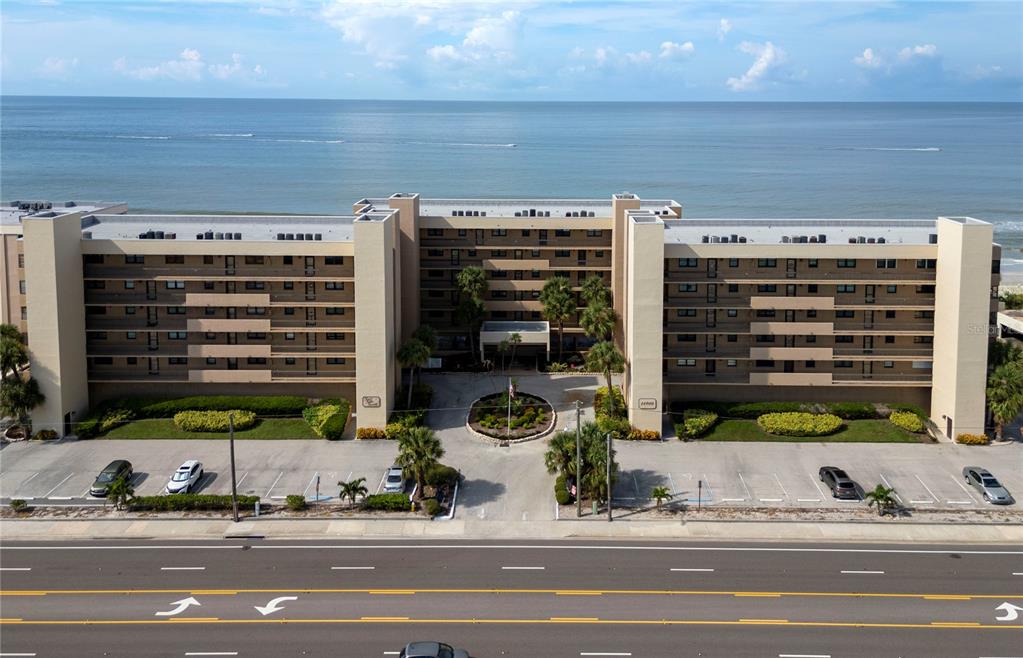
[3,517,1022,544]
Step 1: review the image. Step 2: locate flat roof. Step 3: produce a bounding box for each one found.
[662,218,941,245]
[1,201,126,227]
[79,214,355,242]
[363,197,679,219]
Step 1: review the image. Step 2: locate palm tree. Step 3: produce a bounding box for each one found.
[0,324,28,381]
[397,338,431,409]
[107,476,135,511]
[864,484,898,517]
[508,332,522,369]
[988,340,1022,368]
[585,341,625,417]
[338,477,368,508]
[0,376,44,435]
[543,429,578,477]
[455,267,488,363]
[495,339,509,372]
[580,300,616,341]
[580,274,611,307]
[987,359,1023,441]
[456,266,488,301]
[413,324,438,353]
[651,486,673,508]
[539,276,574,362]
[396,426,445,500]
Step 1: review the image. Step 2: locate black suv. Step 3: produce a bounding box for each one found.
[819,466,859,500]
[90,460,133,497]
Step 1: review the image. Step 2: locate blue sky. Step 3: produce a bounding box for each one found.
[2,0,1021,101]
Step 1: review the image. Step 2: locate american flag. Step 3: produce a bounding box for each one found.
[508,378,515,399]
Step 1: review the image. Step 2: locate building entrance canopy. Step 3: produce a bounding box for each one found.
[480,321,550,360]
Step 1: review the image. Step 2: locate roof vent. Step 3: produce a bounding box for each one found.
[235,232,241,240]
[296,233,305,240]
[818,234,826,244]
[277,233,285,240]
[782,236,791,243]
[314,233,322,241]
[205,231,214,240]
[481,211,486,217]
[166,233,176,240]
[928,233,938,244]
[197,233,205,240]
[877,237,886,244]
[738,237,747,243]
[285,233,294,240]
[82,231,92,239]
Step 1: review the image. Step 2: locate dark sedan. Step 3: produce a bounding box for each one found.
[90,460,133,497]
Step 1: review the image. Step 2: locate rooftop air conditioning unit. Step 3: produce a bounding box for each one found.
[82,231,92,239]
[166,233,176,240]
[867,237,876,244]
[702,235,709,243]
[481,211,486,217]
[738,237,747,243]
[314,233,322,241]
[277,233,285,240]
[929,234,938,244]
[285,234,294,240]
[877,237,886,244]
[818,234,827,244]
[197,233,205,240]
[155,231,164,239]
[296,233,305,240]
[782,236,791,243]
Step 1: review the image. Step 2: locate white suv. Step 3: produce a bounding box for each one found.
[384,466,405,493]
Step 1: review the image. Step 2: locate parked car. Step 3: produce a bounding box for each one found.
[399,642,469,658]
[384,465,406,493]
[963,466,1014,505]
[90,460,133,497]
[166,460,204,494]
[819,466,859,499]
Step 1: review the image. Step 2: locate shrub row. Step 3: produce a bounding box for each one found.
[956,433,990,445]
[173,410,257,433]
[673,401,887,420]
[356,427,388,440]
[626,429,660,441]
[32,429,58,441]
[302,399,350,440]
[362,493,411,511]
[285,494,307,511]
[130,494,259,511]
[825,402,877,420]
[594,386,626,418]
[888,410,926,433]
[554,474,573,505]
[677,409,719,439]
[756,412,843,437]
[425,463,460,488]
[111,395,310,418]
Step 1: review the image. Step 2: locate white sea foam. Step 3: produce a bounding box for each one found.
[115,135,171,140]
[266,138,344,144]
[408,141,517,148]
[832,146,941,152]
[208,133,254,137]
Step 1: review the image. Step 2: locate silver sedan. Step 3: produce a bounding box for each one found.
[963,466,1014,505]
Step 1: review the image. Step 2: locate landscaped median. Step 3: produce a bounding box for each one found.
[670,401,933,443]
[75,395,350,440]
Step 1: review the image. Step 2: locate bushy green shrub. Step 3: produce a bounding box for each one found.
[546,362,570,373]
[10,499,28,513]
[173,410,257,433]
[888,403,927,419]
[826,402,878,420]
[356,427,387,440]
[285,494,307,511]
[680,409,718,439]
[625,428,660,441]
[596,414,632,439]
[395,383,433,411]
[362,493,411,511]
[425,464,460,487]
[302,399,350,439]
[100,408,135,432]
[889,410,926,433]
[423,498,442,517]
[384,422,408,440]
[757,412,843,437]
[554,474,573,505]
[130,494,259,511]
[729,402,804,418]
[105,396,309,418]
[388,409,426,427]
[594,386,626,419]
[956,433,990,445]
[75,417,101,439]
[32,429,58,441]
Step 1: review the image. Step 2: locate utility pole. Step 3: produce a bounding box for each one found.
[229,413,239,523]
[606,430,613,523]
[575,400,582,517]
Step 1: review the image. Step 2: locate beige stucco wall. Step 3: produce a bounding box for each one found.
[353,212,397,428]
[22,213,89,436]
[611,194,641,349]
[930,217,993,439]
[388,193,420,344]
[624,211,665,431]
[1,235,21,327]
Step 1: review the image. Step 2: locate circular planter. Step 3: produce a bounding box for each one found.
[465,392,556,444]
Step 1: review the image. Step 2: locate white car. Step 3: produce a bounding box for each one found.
[166,460,204,494]
[384,466,405,493]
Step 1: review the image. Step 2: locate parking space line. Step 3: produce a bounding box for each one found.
[950,474,979,504]
[667,472,677,497]
[375,470,388,494]
[914,475,939,503]
[235,472,248,490]
[736,472,752,500]
[302,472,321,499]
[42,473,74,498]
[265,471,284,499]
[809,473,827,499]
[772,473,790,499]
[879,474,903,505]
[14,472,40,493]
[797,498,821,503]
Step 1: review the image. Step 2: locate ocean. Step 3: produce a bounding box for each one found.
[2,96,1021,275]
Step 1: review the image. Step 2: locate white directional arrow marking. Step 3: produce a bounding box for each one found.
[155,597,201,617]
[255,596,298,616]
[995,602,1023,621]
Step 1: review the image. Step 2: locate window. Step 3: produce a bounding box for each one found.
[914,336,934,344]
[836,284,856,293]
[204,306,216,316]
[325,256,343,265]
[885,310,896,319]
[206,357,217,365]
[886,285,898,293]
[204,281,215,290]
[247,357,267,365]
[427,228,443,237]
[245,256,265,265]
[835,335,855,343]
[754,360,775,368]
[595,250,605,258]
[834,360,854,368]
[756,258,777,268]
[468,249,477,257]
[125,306,136,315]
[244,281,265,290]
[520,229,530,237]
[85,281,105,289]
[246,332,266,339]
[554,249,570,258]
[678,258,698,268]
[755,310,776,318]
[727,359,737,367]
[325,307,346,315]
[326,358,347,365]
[326,333,346,340]
[246,307,267,316]
[586,230,602,237]
[755,335,776,343]
[676,309,697,317]
[807,259,818,268]
[203,255,215,265]
[167,332,187,340]
[806,310,818,318]
[555,229,571,237]
[492,291,509,299]
[126,331,137,339]
[916,259,936,269]
[885,335,895,344]
[428,249,444,257]
[285,358,296,365]
[727,309,738,317]
[285,332,296,340]
[491,229,508,237]
[805,360,816,368]
[283,281,294,290]
[86,306,107,315]
[127,357,137,365]
[757,284,777,293]
[728,258,739,267]
[876,259,897,269]
[491,270,507,279]
[82,254,104,265]
[676,359,696,367]
[166,280,185,289]
[17,254,24,268]
[677,334,697,342]
[728,284,739,293]
[166,306,186,315]
[125,255,144,264]
[835,310,855,318]
[283,256,293,265]
[531,270,541,279]
[807,284,818,293]
[124,280,136,290]
[325,282,345,290]
[837,259,856,268]
[727,335,737,342]
[530,249,541,257]
[678,283,698,293]
[284,308,295,315]
[205,332,216,339]
[883,361,894,368]
[491,250,508,257]
[914,310,935,319]
[93,332,108,340]
[806,335,817,343]
[915,284,935,294]
[93,357,113,365]
[165,255,184,264]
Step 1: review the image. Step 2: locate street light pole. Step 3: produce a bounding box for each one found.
[606,430,613,523]
[229,413,239,523]
[575,400,582,518]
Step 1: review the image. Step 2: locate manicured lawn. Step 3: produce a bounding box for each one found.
[100,418,320,440]
[699,418,930,443]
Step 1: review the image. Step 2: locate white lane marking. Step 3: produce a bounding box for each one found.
[914,475,939,503]
[14,471,40,490]
[759,498,783,503]
[667,472,677,497]
[184,654,238,657]
[772,473,790,499]
[879,474,903,505]
[736,471,752,500]
[42,473,74,497]
[502,566,545,570]
[840,570,885,574]
[670,568,715,572]
[631,473,640,497]
[235,472,248,490]
[720,498,745,502]
[809,473,828,500]
[302,472,320,499]
[47,496,73,501]
[331,566,375,570]
[797,498,821,503]
[1013,572,1023,576]
[0,653,38,656]
[910,500,935,505]
[265,471,284,498]
[161,566,206,571]
[0,567,31,571]
[779,655,831,658]
[947,500,973,505]
[580,654,632,657]
[383,653,401,656]
[375,469,388,494]
[951,474,980,504]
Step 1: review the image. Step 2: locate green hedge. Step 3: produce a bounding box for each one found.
[888,403,927,419]
[423,498,442,517]
[594,386,626,419]
[302,399,350,440]
[888,410,926,433]
[425,464,460,487]
[555,474,573,505]
[673,401,884,420]
[757,412,843,437]
[130,494,259,511]
[362,493,411,511]
[825,402,877,420]
[678,409,718,439]
[174,410,257,433]
[103,396,309,419]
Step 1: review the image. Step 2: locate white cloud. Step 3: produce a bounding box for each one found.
[717,18,732,41]
[625,50,652,64]
[853,44,939,75]
[853,47,883,69]
[659,40,694,59]
[898,44,937,62]
[114,49,264,83]
[426,10,522,66]
[426,44,463,62]
[726,41,785,92]
[38,56,78,79]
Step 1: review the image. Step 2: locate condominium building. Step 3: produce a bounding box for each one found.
[2,194,999,440]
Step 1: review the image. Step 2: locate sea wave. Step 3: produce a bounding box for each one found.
[830,146,941,152]
[264,138,344,144]
[408,141,517,148]
[207,133,254,137]
[115,135,171,140]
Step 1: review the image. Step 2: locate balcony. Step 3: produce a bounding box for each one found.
[188,369,272,383]
[184,293,270,307]
[270,319,355,329]
[832,373,932,384]
[749,296,835,310]
[186,319,271,332]
[187,344,272,358]
[84,265,355,280]
[749,347,834,360]
[664,372,751,384]
[87,318,188,332]
[482,259,549,270]
[85,291,185,306]
[749,372,834,386]
[88,369,189,382]
[749,322,834,336]
[271,371,356,382]
[832,347,934,357]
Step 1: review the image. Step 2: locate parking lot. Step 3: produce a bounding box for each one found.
[613,440,1023,510]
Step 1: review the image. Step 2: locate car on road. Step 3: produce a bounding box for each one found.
[399,641,469,658]
[819,466,859,499]
[963,466,1014,505]
[90,460,133,497]
[166,460,204,494]
[384,465,406,493]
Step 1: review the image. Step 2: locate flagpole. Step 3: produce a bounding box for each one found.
[507,377,512,437]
